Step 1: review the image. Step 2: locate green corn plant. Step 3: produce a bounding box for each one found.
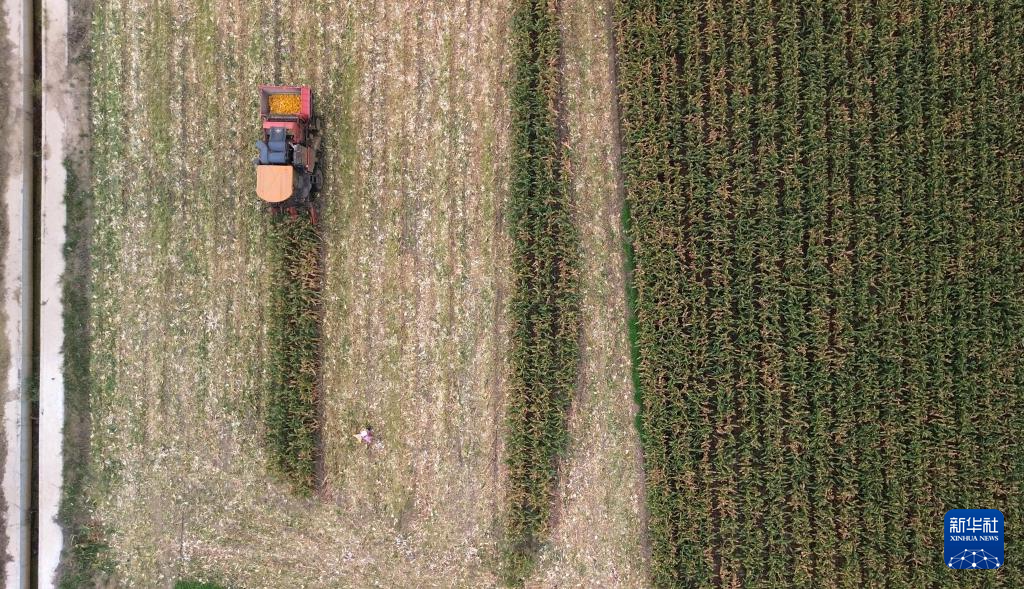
[501,0,582,585]
[265,215,324,492]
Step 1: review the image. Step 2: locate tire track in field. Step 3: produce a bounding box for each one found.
[605,0,652,567]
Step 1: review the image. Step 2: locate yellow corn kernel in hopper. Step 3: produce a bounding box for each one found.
[269,94,301,115]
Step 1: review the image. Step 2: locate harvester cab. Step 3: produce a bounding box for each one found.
[255,85,324,223]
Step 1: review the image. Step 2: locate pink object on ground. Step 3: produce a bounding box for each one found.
[354,428,374,445]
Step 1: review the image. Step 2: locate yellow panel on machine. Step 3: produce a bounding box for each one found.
[256,165,294,202]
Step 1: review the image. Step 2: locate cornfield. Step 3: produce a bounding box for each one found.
[615,0,1024,586]
[65,0,1024,584]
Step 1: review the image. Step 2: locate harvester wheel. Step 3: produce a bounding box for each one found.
[312,168,324,192]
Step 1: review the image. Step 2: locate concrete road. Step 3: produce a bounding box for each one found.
[1,0,33,584]
[39,0,74,585]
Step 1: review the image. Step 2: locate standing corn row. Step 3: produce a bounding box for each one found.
[265,215,324,492]
[502,0,581,585]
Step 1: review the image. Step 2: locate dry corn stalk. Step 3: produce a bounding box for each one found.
[269,94,301,115]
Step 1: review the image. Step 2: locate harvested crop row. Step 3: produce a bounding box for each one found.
[265,215,324,492]
[502,0,581,585]
[615,0,1024,586]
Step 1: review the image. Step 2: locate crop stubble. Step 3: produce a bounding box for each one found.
[83,0,522,586]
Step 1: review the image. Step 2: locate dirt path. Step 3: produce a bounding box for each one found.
[524,1,649,587]
[603,0,653,565]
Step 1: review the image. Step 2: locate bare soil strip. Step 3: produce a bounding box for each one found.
[317,0,514,584]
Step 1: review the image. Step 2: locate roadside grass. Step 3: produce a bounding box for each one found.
[57,160,115,588]
[502,0,581,584]
[55,0,125,581]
